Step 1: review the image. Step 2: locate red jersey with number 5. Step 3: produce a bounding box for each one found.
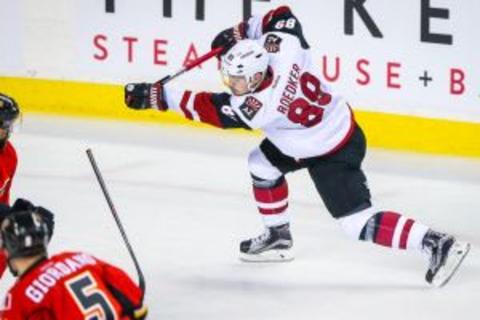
[0,251,143,319]
[163,6,354,158]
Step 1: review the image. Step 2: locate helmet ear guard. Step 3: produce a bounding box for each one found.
[0,94,20,124]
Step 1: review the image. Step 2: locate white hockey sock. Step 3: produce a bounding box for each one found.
[340,208,429,251]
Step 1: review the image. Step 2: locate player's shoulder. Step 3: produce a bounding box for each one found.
[4,140,15,151]
[51,250,85,259]
[261,6,295,30]
[0,291,24,318]
[231,83,273,106]
[3,252,101,312]
[5,258,51,299]
[1,141,17,158]
[49,251,98,265]
[260,6,309,50]
[230,90,271,124]
[260,32,305,66]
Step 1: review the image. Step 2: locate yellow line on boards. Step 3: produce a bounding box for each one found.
[1,76,479,157]
[354,111,480,157]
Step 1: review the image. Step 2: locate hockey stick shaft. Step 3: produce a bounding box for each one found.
[86,149,146,303]
[157,46,223,85]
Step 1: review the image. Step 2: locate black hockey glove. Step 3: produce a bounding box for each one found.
[124,82,168,111]
[10,198,55,241]
[211,22,248,57]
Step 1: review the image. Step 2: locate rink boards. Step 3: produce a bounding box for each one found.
[1,76,479,158]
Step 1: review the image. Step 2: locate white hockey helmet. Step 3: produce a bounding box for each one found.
[220,39,269,95]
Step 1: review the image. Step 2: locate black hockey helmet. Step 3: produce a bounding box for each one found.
[0,93,20,128]
[0,93,20,148]
[1,209,49,260]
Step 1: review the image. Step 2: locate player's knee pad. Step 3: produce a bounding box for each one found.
[338,206,378,240]
[248,147,283,181]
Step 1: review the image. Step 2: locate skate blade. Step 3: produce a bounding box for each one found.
[432,241,471,288]
[239,249,294,263]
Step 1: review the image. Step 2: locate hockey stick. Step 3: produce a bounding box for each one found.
[86,149,146,303]
[156,46,223,85]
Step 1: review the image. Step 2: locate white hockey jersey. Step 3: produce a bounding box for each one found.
[163,6,354,159]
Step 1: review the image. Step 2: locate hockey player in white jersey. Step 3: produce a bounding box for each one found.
[124,6,470,287]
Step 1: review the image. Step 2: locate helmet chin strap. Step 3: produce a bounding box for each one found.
[247,79,258,93]
[247,70,267,93]
[7,258,19,277]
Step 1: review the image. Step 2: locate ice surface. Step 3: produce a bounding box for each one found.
[1,115,479,319]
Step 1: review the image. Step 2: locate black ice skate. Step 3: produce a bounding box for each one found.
[422,230,470,287]
[239,223,294,262]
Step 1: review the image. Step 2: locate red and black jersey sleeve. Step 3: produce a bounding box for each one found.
[248,6,309,49]
[164,88,251,130]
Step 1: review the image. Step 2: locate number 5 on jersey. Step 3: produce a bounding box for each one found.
[66,271,117,320]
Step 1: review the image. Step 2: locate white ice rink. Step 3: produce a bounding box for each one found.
[1,115,479,319]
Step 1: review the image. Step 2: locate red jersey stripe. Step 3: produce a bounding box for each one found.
[375,211,401,247]
[259,203,289,215]
[180,91,193,120]
[193,93,222,127]
[399,219,415,249]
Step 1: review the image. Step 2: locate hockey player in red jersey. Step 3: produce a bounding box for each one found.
[0,93,20,278]
[0,205,147,319]
[124,6,469,287]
